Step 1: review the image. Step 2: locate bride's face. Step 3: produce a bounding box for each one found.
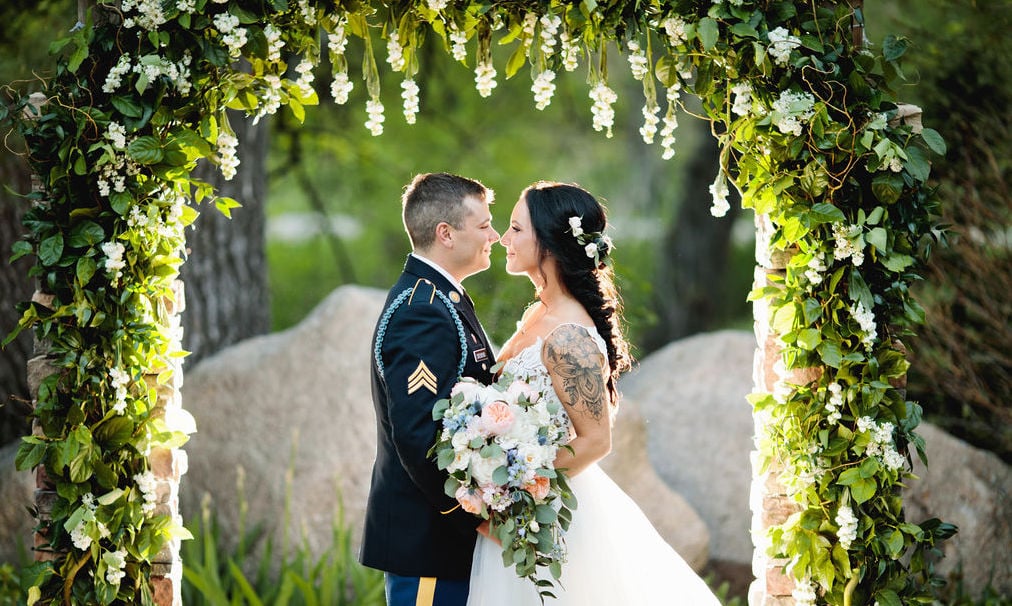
[500,196,539,277]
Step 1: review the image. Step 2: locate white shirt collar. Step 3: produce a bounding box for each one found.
[410,253,465,295]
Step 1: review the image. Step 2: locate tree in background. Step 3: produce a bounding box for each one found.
[869,0,1012,462]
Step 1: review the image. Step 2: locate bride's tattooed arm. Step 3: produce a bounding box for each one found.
[542,324,608,420]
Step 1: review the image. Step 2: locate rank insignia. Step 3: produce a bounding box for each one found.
[449,291,461,303]
[407,360,438,395]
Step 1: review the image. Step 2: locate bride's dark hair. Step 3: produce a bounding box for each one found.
[523,181,632,402]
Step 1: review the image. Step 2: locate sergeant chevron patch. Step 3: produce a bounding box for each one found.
[407,360,438,395]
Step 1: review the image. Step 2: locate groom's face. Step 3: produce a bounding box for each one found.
[449,195,499,279]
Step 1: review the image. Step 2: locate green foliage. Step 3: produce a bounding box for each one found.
[181,498,384,606]
[0,0,954,604]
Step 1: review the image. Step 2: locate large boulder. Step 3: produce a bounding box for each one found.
[625,329,1012,597]
[180,285,712,568]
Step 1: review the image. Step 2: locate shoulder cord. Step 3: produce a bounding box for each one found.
[374,286,468,380]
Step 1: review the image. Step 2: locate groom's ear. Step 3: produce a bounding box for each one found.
[434,221,454,248]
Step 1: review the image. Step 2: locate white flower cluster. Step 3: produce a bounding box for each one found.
[640,102,660,144]
[134,470,158,514]
[331,72,353,104]
[804,250,828,285]
[731,82,753,117]
[328,20,349,56]
[662,15,688,46]
[97,154,140,198]
[835,504,858,549]
[297,0,316,26]
[69,493,110,551]
[387,31,406,72]
[589,82,618,137]
[767,26,801,67]
[104,548,128,585]
[138,53,194,94]
[521,13,537,53]
[531,70,556,110]
[176,0,196,13]
[791,576,818,606]
[474,61,498,97]
[708,170,731,218]
[401,79,420,124]
[427,0,449,10]
[539,13,562,58]
[213,13,248,58]
[102,55,133,93]
[660,86,681,160]
[771,90,816,137]
[857,416,906,471]
[559,30,580,71]
[216,132,240,180]
[102,241,127,286]
[832,222,865,266]
[850,301,877,351]
[294,58,315,98]
[108,366,131,415]
[449,23,468,61]
[126,189,186,245]
[265,24,285,63]
[365,98,385,135]
[626,40,649,80]
[825,381,844,424]
[105,122,127,150]
[253,74,283,124]
[121,0,167,31]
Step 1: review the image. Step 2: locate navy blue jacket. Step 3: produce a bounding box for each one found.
[360,255,496,579]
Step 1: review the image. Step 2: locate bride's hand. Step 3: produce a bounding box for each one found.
[477,520,501,545]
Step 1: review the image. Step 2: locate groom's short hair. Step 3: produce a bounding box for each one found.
[402,173,493,251]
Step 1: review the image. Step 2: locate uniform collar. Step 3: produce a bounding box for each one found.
[409,253,465,296]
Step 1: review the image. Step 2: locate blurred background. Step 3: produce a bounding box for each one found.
[1,0,1008,519]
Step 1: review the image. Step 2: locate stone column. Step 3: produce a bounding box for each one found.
[748,213,801,606]
[23,92,186,606]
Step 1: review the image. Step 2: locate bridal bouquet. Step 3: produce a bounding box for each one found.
[430,371,577,597]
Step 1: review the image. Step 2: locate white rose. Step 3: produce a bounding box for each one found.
[446,449,472,473]
[568,216,583,236]
[451,378,484,403]
[585,243,598,258]
[470,451,507,486]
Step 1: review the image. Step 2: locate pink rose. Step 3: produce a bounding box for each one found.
[480,400,514,435]
[455,486,483,515]
[524,475,551,501]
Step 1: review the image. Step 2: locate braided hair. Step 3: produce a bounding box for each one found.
[522,181,632,402]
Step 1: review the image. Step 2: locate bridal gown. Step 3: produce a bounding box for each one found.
[467,325,721,605]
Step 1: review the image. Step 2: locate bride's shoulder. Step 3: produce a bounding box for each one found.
[540,323,605,360]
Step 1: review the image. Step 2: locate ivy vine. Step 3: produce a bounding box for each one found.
[2,1,953,604]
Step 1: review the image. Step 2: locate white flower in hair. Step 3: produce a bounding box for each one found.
[568,216,584,236]
[584,243,598,258]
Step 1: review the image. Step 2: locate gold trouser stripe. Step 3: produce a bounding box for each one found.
[416,577,436,606]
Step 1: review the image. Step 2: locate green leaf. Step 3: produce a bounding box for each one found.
[919,128,946,155]
[214,196,242,218]
[67,221,105,248]
[504,43,527,79]
[848,268,873,309]
[38,233,64,266]
[797,328,822,350]
[68,42,88,73]
[492,465,509,486]
[697,18,719,51]
[904,146,930,182]
[654,55,679,87]
[110,96,144,118]
[871,173,903,204]
[109,191,133,216]
[875,589,902,606]
[882,253,914,272]
[15,437,47,470]
[851,477,876,503]
[817,341,843,368]
[809,202,845,224]
[10,239,32,263]
[866,227,888,252]
[127,136,165,165]
[882,35,908,62]
[76,256,97,286]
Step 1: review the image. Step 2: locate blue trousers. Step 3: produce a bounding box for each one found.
[385,573,470,606]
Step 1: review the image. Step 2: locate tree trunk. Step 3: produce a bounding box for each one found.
[0,153,34,446]
[644,132,740,351]
[178,114,271,367]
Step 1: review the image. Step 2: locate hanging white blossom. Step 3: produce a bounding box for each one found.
[449,23,468,61]
[539,13,562,58]
[474,61,498,97]
[531,69,556,110]
[588,82,618,137]
[626,40,648,81]
[216,132,240,180]
[331,71,353,104]
[559,30,580,71]
[767,26,801,66]
[265,24,285,63]
[401,79,420,124]
[365,98,385,135]
[387,31,406,72]
[708,169,731,217]
[639,103,660,144]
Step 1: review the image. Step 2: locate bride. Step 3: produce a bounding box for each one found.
[467,181,721,605]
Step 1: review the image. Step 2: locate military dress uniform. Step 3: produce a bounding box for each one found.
[361,255,496,606]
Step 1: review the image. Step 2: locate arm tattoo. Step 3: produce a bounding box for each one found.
[543,325,608,420]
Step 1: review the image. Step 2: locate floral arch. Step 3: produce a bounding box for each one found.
[4,1,953,604]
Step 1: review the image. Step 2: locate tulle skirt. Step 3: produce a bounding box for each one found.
[466,464,721,605]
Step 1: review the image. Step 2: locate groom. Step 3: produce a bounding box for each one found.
[362,173,499,605]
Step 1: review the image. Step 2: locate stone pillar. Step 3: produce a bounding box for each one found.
[23,92,185,606]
